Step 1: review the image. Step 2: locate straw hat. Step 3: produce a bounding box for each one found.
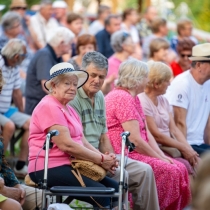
[10,0,27,9]
[189,43,210,61]
[44,62,89,91]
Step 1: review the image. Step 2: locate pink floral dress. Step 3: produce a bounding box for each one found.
[105,88,191,210]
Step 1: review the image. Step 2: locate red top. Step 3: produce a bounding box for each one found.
[170,61,183,77]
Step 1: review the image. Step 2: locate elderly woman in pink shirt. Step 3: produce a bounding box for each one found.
[138,61,199,173]
[28,62,119,208]
[101,31,135,95]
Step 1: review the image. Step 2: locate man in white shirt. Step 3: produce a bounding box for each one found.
[89,5,111,35]
[29,0,59,49]
[165,43,210,155]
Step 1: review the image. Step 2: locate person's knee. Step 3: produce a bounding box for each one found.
[22,118,30,130]
[3,121,15,134]
[0,198,22,210]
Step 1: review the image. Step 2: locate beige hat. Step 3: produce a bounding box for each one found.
[52,0,68,8]
[10,0,27,9]
[189,43,210,61]
[44,62,89,91]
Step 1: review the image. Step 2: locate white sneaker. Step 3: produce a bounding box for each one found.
[14,165,28,178]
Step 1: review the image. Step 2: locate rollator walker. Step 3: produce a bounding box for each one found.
[38,130,135,210]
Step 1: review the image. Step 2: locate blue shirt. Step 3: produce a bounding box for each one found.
[95,29,114,58]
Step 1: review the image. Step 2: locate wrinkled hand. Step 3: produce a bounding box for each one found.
[2,186,22,202]
[18,186,26,206]
[181,146,199,167]
[102,153,119,175]
[161,155,174,164]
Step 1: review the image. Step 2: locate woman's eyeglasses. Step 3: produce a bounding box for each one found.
[180,54,192,58]
[12,7,27,10]
[122,32,130,43]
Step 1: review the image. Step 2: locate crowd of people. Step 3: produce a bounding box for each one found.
[0,0,209,209]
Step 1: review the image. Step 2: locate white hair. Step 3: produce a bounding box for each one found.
[116,59,148,89]
[47,27,75,47]
[1,39,26,59]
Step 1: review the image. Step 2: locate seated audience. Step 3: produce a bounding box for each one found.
[25,27,74,115]
[105,59,191,210]
[149,38,170,63]
[29,0,59,49]
[0,39,30,177]
[101,31,135,95]
[0,11,34,101]
[136,6,158,45]
[66,12,84,58]
[70,51,159,210]
[170,38,195,77]
[52,0,68,26]
[95,14,121,58]
[89,5,111,35]
[139,61,198,173]
[69,34,96,70]
[142,17,168,60]
[165,43,210,155]
[170,18,198,53]
[28,62,119,208]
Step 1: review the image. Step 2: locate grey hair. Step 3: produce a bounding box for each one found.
[40,0,52,8]
[82,51,108,71]
[111,31,131,52]
[105,14,120,27]
[116,59,148,89]
[1,11,21,31]
[48,72,78,93]
[1,39,26,59]
[47,27,75,47]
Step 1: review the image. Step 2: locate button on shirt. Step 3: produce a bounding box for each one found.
[69,88,107,148]
[29,12,59,47]
[0,55,21,113]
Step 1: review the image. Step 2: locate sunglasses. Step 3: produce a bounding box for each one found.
[12,7,27,10]
[180,54,192,58]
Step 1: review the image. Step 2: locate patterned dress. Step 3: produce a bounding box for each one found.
[105,88,191,210]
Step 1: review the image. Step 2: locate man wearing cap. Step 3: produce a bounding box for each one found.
[166,43,210,156]
[70,51,159,210]
[29,0,59,49]
[52,0,68,26]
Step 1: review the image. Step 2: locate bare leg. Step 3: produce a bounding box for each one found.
[0,198,22,210]
[18,119,30,161]
[2,121,15,151]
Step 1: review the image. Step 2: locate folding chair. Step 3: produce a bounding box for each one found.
[39,130,131,210]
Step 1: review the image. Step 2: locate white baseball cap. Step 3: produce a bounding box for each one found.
[52,0,68,8]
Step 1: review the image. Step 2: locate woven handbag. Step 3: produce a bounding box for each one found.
[71,159,107,181]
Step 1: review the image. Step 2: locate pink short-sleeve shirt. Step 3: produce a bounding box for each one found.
[28,95,83,173]
[138,93,172,137]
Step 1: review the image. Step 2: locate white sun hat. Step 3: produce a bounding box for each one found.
[52,0,68,8]
[189,43,210,61]
[44,62,88,91]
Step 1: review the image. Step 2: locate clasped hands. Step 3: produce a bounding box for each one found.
[101,152,119,174]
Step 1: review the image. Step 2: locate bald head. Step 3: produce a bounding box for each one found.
[145,6,158,22]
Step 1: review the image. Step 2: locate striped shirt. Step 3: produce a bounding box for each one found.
[70,87,107,148]
[0,55,21,113]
